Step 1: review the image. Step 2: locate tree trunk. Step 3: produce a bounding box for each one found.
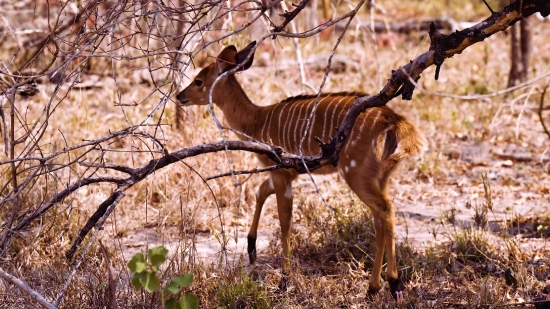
[504,0,532,87]
[520,17,532,81]
[508,22,523,87]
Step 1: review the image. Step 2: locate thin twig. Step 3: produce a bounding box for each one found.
[538,84,550,139]
[206,165,282,180]
[515,85,535,139]
[271,0,311,35]
[279,0,316,93]
[398,68,550,101]
[0,267,56,309]
[482,0,495,14]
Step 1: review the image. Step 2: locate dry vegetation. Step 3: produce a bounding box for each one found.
[1,0,550,308]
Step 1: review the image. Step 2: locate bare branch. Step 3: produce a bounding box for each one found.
[538,85,550,140]
[272,0,311,35]
[0,267,56,309]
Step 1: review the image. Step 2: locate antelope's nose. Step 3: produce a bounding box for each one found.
[176,91,188,104]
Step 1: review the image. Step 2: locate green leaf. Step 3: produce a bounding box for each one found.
[148,246,169,259]
[97,281,107,290]
[148,246,169,271]
[127,253,146,274]
[171,274,193,288]
[180,293,199,309]
[131,272,147,291]
[144,271,160,293]
[212,228,221,245]
[164,282,181,295]
[165,298,178,309]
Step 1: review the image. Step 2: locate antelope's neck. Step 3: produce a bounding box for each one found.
[214,76,264,140]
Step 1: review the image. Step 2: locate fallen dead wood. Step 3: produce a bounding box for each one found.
[335,17,477,34]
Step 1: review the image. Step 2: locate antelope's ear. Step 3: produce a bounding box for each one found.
[235,41,256,71]
[216,45,238,74]
[216,42,257,74]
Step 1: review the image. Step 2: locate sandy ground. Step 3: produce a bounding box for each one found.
[114,135,550,265]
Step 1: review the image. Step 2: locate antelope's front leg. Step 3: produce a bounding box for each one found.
[247,177,275,264]
[271,172,293,291]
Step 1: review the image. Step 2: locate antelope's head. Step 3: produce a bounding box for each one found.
[176,41,256,107]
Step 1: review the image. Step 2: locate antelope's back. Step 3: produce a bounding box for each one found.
[258,92,419,159]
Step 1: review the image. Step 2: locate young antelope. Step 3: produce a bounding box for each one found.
[176,42,427,303]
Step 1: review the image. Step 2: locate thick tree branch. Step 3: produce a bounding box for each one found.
[3,139,287,254]
[319,0,550,168]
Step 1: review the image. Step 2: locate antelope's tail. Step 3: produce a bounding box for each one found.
[381,116,428,174]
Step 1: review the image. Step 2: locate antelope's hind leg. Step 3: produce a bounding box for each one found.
[248,177,276,264]
[367,211,386,296]
[382,199,404,303]
[348,179,404,303]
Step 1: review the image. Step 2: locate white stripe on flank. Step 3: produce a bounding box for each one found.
[294,101,308,154]
[295,100,308,152]
[371,110,381,131]
[307,99,319,155]
[334,102,347,135]
[278,102,291,147]
[262,106,276,143]
[321,96,339,143]
[288,100,306,152]
[328,97,347,141]
[348,108,374,148]
[282,100,300,151]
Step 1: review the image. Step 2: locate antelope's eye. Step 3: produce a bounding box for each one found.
[194,79,203,87]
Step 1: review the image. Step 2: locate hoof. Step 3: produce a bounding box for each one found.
[388,277,405,304]
[247,236,257,264]
[367,286,380,299]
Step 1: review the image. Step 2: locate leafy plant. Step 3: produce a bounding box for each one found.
[215,267,272,309]
[450,228,492,263]
[128,246,198,309]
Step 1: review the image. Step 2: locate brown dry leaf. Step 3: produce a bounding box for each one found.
[495,160,514,167]
[126,242,145,248]
[230,219,247,227]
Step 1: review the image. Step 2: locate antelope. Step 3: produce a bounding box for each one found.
[176,42,427,303]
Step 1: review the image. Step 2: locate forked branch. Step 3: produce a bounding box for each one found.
[272,0,311,35]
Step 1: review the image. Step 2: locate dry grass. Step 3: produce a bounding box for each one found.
[1,0,550,308]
